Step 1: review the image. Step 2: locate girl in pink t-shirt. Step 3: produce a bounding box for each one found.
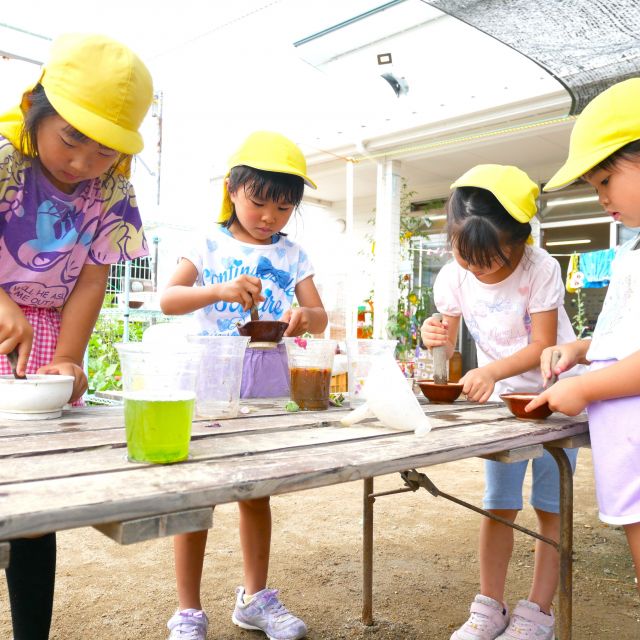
[421,165,577,640]
[0,33,153,639]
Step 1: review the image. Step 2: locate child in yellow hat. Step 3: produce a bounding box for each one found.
[528,78,640,594]
[0,32,153,639]
[421,164,578,640]
[161,130,327,640]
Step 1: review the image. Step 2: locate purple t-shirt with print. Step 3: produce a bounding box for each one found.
[0,136,148,308]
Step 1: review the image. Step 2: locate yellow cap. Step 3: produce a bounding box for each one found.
[451,164,539,223]
[219,131,316,222]
[0,33,153,155]
[545,78,640,191]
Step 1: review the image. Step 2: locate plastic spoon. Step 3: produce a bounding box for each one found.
[7,347,26,380]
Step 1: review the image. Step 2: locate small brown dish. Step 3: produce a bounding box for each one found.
[500,393,552,420]
[417,379,464,404]
[238,320,289,344]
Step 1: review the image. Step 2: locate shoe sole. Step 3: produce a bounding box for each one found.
[232,614,304,640]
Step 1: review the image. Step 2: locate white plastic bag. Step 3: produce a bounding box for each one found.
[340,353,432,435]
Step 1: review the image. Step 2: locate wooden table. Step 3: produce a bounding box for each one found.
[0,399,589,638]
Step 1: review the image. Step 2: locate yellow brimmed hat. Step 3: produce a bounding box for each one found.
[451,164,539,223]
[219,131,316,222]
[0,33,153,155]
[545,78,640,191]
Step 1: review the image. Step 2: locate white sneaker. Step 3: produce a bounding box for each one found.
[496,600,554,639]
[167,609,209,640]
[451,594,509,639]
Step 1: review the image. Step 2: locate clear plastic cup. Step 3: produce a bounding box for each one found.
[115,342,203,463]
[346,339,398,407]
[284,338,337,410]
[186,335,250,419]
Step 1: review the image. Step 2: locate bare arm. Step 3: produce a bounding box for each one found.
[38,263,109,401]
[283,276,328,337]
[0,288,33,375]
[160,258,264,315]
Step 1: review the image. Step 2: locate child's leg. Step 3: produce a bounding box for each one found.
[479,509,517,602]
[239,497,271,594]
[5,533,56,640]
[623,521,640,592]
[528,509,560,612]
[174,530,208,609]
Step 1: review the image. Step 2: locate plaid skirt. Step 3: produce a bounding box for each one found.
[0,306,84,406]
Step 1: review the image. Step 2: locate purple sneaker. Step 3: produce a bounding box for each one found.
[232,587,307,640]
[167,609,209,640]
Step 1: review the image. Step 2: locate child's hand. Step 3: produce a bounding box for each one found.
[540,342,584,387]
[217,275,264,311]
[282,307,311,336]
[459,367,496,403]
[0,296,33,375]
[525,376,588,416]
[420,316,448,349]
[37,360,87,403]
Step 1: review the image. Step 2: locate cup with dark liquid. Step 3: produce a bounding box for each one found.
[284,338,337,410]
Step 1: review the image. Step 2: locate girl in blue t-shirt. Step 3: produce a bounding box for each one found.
[161,131,327,640]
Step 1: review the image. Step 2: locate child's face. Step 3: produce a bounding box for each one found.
[584,158,640,228]
[228,184,295,244]
[36,115,119,193]
[452,243,522,284]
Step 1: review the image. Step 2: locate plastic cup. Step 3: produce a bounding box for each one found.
[115,342,203,463]
[346,339,398,407]
[284,338,337,410]
[186,335,250,419]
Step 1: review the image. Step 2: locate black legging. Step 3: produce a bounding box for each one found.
[5,534,56,640]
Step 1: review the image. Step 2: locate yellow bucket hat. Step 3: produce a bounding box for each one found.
[545,78,640,191]
[451,164,539,223]
[219,131,317,222]
[0,33,153,155]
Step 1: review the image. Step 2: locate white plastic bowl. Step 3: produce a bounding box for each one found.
[0,374,75,420]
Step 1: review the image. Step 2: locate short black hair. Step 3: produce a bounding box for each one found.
[447,186,532,269]
[222,165,305,229]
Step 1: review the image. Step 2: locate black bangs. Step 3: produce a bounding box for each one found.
[229,166,305,207]
[452,218,510,269]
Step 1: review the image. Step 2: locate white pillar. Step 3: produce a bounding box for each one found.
[345,159,356,339]
[373,159,401,339]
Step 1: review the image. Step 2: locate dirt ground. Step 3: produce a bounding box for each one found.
[1,449,639,639]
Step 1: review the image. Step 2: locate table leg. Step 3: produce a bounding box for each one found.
[0,542,9,569]
[363,477,374,626]
[545,445,573,640]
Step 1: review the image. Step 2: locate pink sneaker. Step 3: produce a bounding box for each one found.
[496,600,555,639]
[451,595,509,640]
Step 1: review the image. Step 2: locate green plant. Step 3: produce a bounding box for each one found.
[87,314,145,394]
[570,289,590,338]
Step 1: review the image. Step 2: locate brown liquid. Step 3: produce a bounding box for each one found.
[290,367,332,410]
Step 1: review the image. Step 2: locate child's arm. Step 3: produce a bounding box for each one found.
[463,308,558,403]
[539,339,591,386]
[160,259,264,315]
[282,276,328,337]
[0,289,33,376]
[528,349,640,416]
[38,263,110,402]
[420,314,460,360]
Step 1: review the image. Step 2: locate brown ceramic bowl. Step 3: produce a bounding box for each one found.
[238,320,289,343]
[500,393,553,420]
[417,379,464,403]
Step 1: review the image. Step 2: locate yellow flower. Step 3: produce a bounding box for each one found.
[408,293,418,304]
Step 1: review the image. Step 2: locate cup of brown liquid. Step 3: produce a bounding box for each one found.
[284,338,337,410]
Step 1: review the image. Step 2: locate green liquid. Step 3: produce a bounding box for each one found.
[123,392,195,463]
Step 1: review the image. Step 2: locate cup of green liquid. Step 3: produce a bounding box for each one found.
[115,342,203,463]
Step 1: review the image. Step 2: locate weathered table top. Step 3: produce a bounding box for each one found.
[0,399,589,541]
